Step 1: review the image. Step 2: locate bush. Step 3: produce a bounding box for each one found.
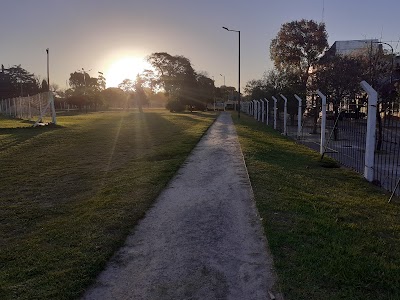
[166,99,185,112]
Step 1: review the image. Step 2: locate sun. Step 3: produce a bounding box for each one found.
[105,56,152,88]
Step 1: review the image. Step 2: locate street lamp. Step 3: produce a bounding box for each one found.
[220,73,225,86]
[367,41,394,85]
[222,26,241,118]
[46,48,50,92]
[379,42,394,85]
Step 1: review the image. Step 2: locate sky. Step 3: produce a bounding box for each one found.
[1,0,400,91]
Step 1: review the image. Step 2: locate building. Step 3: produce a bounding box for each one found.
[324,39,379,57]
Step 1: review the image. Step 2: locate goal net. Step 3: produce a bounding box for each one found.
[0,91,57,126]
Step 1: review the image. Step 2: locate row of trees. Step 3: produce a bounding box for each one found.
[245,19,399,120]
[1,52,236,113]
[0,65,50,99]
[61,52,232,113]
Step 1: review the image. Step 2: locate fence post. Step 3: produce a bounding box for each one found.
[317,90,327,155]
[256,100,260,121]
[261,99,265,123]
[280,94,288,135]
[272,96,278,130]
[264,98,269,125]
[361,81,378,182]
[294,94,302,139]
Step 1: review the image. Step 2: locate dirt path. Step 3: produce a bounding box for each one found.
[82,112,282,300]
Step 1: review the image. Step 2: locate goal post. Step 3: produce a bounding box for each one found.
[0,91,57,126]
[33,91,57,127]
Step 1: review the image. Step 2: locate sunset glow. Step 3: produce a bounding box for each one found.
[105,56,152,88]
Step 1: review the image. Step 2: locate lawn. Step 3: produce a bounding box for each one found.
[0,110,217,300]
[233,113,400,300]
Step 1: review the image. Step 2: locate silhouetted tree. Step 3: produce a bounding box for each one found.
[270,19,328,94]
[0,65,40,98]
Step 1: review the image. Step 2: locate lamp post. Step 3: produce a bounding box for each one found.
[220,73,225,86]
[222,26,240,118]
[368,41,394,85]
[380,42,394,85]
[46,48,50,92]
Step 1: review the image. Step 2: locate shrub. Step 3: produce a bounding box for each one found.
[166,98,185,112]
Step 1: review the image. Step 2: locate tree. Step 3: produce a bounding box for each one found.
[0,65,41,99]
[147,52,201,111]
[67,70,104,112]
[101,87,127,108]
[118,79,134,109]
[133,74,148,113]
[270,19,328,93]
[195,73,214,109]
[314,55,364,108]
[41,79,49,92]
[352,44,396,150]
[118,79,134,93]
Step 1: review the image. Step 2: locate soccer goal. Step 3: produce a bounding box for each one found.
[0,91,57,126]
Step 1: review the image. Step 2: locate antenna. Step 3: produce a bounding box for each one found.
[322,0,325,22]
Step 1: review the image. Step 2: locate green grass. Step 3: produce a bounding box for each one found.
[233,113,400,300]
[0,110,217,300]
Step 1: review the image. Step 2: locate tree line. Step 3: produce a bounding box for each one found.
[245,19,400,124]
[1,52,237,113]
[0,64,50,99]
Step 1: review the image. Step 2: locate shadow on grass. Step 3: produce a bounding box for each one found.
[0,110,217,300]
[0,125,63,152]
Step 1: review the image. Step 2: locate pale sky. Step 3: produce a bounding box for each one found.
[1,0,399,90]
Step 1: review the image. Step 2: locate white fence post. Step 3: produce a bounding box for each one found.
[294,94,302,139]
[261,99,265,123]
[361,81,378,182]
[255,100,258,119]
[280,94,288,135]
[272,96,278,130]
[264,98,269,125]
[317,90,327,155]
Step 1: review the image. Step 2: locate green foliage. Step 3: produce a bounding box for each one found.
[0,65,40,99]
[233,114,400,300]
[101,87,127,108]
[166,98,185,112]
[66,71,105,111]
[0,110,217,300]
[147,52,215,111]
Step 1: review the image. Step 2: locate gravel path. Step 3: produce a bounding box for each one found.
[82,112,282,300]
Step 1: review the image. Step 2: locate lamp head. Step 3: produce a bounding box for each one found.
[222,26,228,30]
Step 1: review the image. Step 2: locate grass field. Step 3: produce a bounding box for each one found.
[233,114,400,300]
[0,110,217,300]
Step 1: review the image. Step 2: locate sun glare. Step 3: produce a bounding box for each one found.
[105,56,152,88]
